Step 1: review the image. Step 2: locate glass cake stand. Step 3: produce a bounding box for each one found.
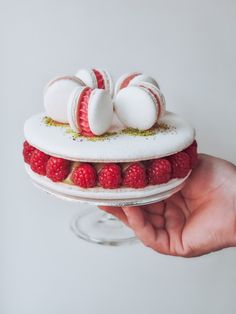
[31,178,187,246]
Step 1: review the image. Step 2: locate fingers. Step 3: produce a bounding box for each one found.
[99,206,128,225]
[152,228,170,255]
[169,192,190,218]
[99,203,181,256]
[164,202,186,255]
[142,202,165,228]
[123,203,188,256]
[142,202,165,215]
[146,213,165,228]
[122,207,157,247]
[122,206,145,228]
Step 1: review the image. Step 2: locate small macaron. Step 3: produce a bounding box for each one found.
[136,82,166,119]
[115,72,160,95]
[75,68,114,95]
[44,76,85,123]
[67,87,113,137]
[114,84,166,130]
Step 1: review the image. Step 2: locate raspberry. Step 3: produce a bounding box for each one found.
[98,163,122,189]
[168,152,190,179]
[123,162,147,188]
[23,141,35,164]
[147,158,172,185]
[46,157,71,182]
[30,149,50,175]
[184,141,198,168]
[71,163,97,188]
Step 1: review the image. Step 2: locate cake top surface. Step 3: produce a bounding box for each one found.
[24,111,195,162]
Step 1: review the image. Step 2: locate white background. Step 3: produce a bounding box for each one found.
[1,0,236,313]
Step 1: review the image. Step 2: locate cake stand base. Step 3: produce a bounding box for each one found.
[71,206,136,246]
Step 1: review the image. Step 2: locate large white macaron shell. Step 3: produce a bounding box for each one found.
[67,86,86,132]
[75,69,97,89]
[114,86,158,130]
[25,111,195,162]
[137,81,166,118]
[88,89,113,135]
[44,76,85,123]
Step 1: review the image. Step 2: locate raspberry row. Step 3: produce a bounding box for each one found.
[23,140,198,189]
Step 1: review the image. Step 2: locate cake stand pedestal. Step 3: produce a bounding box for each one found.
[71,207,136,246]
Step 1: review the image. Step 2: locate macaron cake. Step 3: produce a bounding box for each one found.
[23,69,197,205]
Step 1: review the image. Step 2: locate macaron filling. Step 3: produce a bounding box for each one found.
[24,140,197,188]
[139,85,163,119]
[120,73,141,90]
[77,87,94,137]
[92,69,105,89]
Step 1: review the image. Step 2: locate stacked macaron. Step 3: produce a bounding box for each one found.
[44,69,114,136]
[44,69,166,137]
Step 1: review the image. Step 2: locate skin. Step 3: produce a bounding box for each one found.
[100,154,236,257]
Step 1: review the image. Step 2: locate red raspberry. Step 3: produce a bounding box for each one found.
[30,149,50,175]
[98,163,122,189]
[184,141,198,168]
[147,158,172,185]
[46,157,71,182]
[123,162,147,188]
[23,141,35,164]
[71,163,97,188]
[168,152,190,179]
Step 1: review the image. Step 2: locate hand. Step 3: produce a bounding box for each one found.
[100,154,236,257]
